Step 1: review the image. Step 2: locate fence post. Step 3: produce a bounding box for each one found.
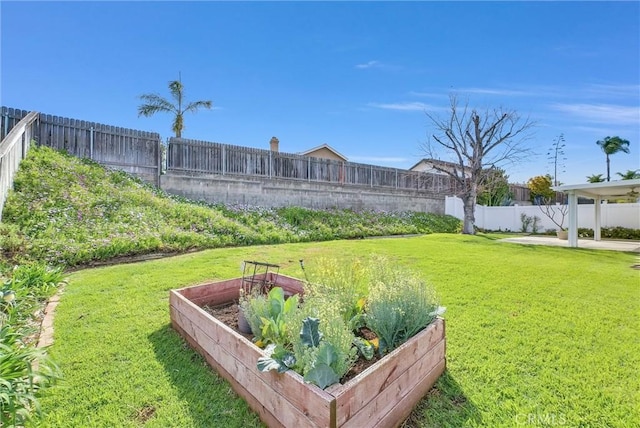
[2,112,8,140]
[269,150,272,178]
[370,165,373,187]
[156,137,162,187]
[89,126,94,159]
[308,157,311,182]
[222,145,226,175]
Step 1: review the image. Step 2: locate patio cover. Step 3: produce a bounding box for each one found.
[553,179,640,247]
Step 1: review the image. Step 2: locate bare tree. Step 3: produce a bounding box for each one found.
[422,95,535,234]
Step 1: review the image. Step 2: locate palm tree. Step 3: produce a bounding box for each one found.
[586,173,605,183]
[596,136,630,182]
[138,74,212,138]
[616,169,640,180]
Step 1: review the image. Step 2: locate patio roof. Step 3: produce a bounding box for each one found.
[553,179,640,199]
[552,179,640,248]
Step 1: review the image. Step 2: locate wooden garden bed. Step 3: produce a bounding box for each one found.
[169,273,446,428]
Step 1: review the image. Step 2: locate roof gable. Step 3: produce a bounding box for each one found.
[299,144,348,161]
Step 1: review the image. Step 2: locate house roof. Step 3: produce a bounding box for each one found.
[298,144,348,161]
[409,158,467,172]
[553,179,640,199]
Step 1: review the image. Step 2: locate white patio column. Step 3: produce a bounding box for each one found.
[568,191,578,247]
[594,197,602,241]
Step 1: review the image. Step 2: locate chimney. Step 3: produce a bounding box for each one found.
[269,136,279,152]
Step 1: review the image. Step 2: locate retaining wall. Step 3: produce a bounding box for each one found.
[161,172,445,213]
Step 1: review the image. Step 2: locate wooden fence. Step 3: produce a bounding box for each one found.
[1,107,162,185]
[0,112,39,221]
[167,137,459,194]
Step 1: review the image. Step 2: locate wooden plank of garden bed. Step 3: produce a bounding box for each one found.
[170,291,335,428]
[330,318,445,426]
[339,339,446,428]
[176,274,304,307]
[373,358,446,428]
[170,310,283,428]
[170,302,333,428]
[176,278,242,306]
[268,273,305,294]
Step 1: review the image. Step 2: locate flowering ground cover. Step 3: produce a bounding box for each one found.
[1,147,460,268]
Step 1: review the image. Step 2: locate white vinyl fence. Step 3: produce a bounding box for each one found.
[0,111,39,221]
[445,196,640,232]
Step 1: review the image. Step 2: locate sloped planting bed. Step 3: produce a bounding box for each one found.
[169,273,446,428]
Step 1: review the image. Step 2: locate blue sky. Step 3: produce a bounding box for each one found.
[1,1,638,185]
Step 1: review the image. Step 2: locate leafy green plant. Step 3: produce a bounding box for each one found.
[365,263,442,355]
[299,305,358,382]
[297,317,341,389]
[1,264,65,329]
[242,287,298,348]
[0,325,61,427]
[256,344,296,374]
[258,287,299,347]
[0,263,65,425]
[257,314,355,390]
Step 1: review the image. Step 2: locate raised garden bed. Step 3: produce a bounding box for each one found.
[169,272,446,428]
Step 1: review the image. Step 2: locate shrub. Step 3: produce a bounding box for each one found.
[302,257,369,330]
[365,261,439,354]
[577,227,640,240]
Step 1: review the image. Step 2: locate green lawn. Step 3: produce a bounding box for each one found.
[39,235,639,427]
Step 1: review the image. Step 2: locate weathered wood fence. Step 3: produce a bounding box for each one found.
[0,112,39,221]
[168,137,459,194]
[1,107,162,185]
[1,106,464,213]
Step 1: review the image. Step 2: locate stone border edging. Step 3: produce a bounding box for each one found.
[37,292,62,348]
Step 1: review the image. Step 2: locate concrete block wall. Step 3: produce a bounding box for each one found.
[161,172,445,213]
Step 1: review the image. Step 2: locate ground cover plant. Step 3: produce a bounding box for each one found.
[37,235,639,427]
[1,146,460,268]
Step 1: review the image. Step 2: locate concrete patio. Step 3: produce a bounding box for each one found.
[499,235,640,252]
